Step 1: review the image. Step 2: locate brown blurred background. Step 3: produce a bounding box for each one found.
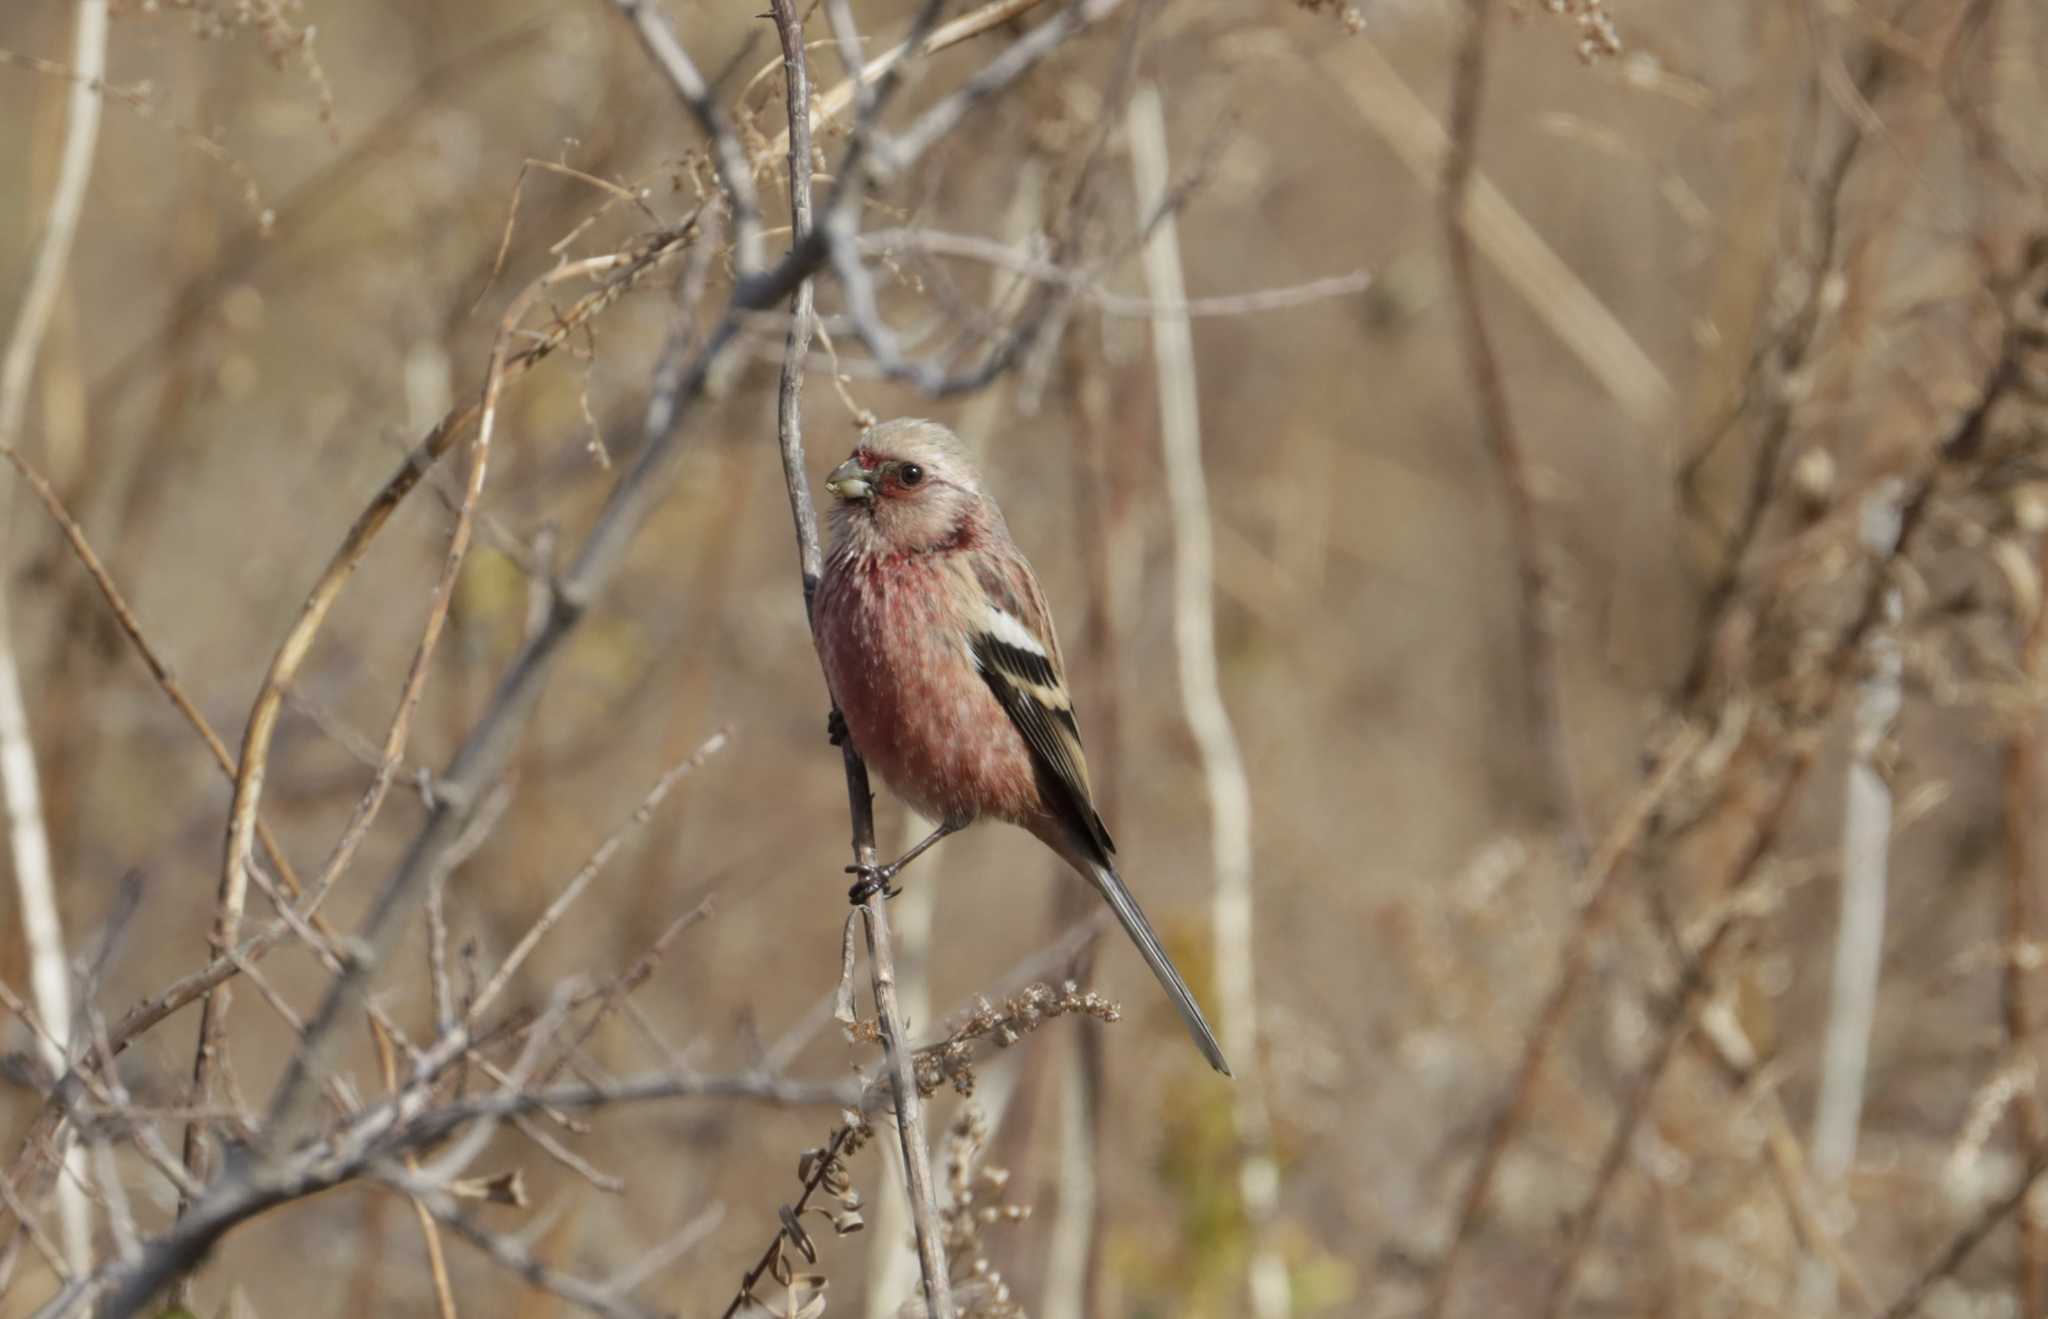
[4,0,2048,1314]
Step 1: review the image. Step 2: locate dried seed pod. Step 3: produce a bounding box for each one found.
[778,1205,817,1263]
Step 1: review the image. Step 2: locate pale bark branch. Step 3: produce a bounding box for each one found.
[0,0,111,1280]
[1128,80,1287,1319]
[1803,482,1906,1307]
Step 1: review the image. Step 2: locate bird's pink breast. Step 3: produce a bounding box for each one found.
[817,553,1045,830]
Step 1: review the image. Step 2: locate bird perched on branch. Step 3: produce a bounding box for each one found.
[814,418,1231,1076]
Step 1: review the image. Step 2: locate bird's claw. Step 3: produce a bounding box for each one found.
[826,708,849,748]
[846,863,901,904]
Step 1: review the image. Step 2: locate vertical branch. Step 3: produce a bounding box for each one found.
[855,891,953,1318]
[1425,8,1590,1309]
[766,4,954,1315]
[865,811,939,1316]
[0,0,106,451]
[370,1017,460,1319]
[1040,324,1116,1319]
[0,0,112,1279]
[1316,37,1671,427]
[2003,518,2048,1315]
[1803,482,1905,1306]
[1127,82,1286,1319]
[773,5,824,613]
[1440,0,1588,871]
[0,611,90,1277]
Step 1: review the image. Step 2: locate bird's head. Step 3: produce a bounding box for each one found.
[825,418,985,554]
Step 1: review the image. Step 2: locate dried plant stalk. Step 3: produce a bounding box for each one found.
[0,0,112,1280]
[1128,80,1287,1319]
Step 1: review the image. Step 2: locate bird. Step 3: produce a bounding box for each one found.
[813,417,1232,1076]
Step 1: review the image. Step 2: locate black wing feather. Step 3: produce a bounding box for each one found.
[971,633,1116,860]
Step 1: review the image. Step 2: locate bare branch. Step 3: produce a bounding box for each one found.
[773,0,826,612]
[48,2,1147,1310]
[0,0,112,1279]
[1803,482,1906,1306]
[768,0,953,1310]
[610,0,764,275]
[858,228,1373,318]
[1128,79,1285,1319]
[469,729,732,1022]
[1426,725,1703,1318]
[2004,516,2048,1315]
[766,0,1054,159]
[1316,34,1672,425]
[1438,0,1589,871]
[374,1169,659,1319]
[1881,1156,2048,1319]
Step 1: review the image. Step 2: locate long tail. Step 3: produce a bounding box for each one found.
[1086,860,1232,1076]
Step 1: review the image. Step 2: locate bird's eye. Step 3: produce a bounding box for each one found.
[898,463,924,487]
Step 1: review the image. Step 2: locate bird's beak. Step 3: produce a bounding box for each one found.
[825,457,875,501]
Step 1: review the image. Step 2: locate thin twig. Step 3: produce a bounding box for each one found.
[1425,724,1701,1317]
[75,1049,850,1318]
[1539,749,1818,1319]
[185,246,581,1198]
[190,223,697,1149]
[1803,483,1906,1306]
[375,1171,658,1319]
[1881,1155,2048,1319]
[2002,515,2048,1313]
[1316,35,1671,425]
[0,0,111,1279]
[768,0,952,1310]
[1672,56,1885,706]
[1427,11,1600,1311]
[1440,0,1589,872]
[371,1018,460,1319]
[468,730,731,1023]
[1690,1005,1877,1310]
[0,969,207,1205]
[773,0,825,613]
[600,1203,725,1299]
[856,901,954,1315]
[1128,80,1285,1319]
[385,1070,863,1134]
[57,0,1130,1306]
[612,0,763,275]
[0,601,88,1278]
[765,0,1053,159]
[1,446,309,901]
[719,1125,860,1319]
[822,0,1123,399]
[858,228,1373,318]
[876,0,1117,174]
[258,287,737,1169]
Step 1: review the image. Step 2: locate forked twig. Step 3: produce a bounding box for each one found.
[186,239,689,1198]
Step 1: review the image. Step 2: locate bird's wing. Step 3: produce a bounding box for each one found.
[968,554,1115,860]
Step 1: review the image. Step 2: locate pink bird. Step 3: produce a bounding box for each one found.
[814,418,1231,1076]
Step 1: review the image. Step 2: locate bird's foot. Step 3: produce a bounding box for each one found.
[826,708,849,748]
[846,862,901,905]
